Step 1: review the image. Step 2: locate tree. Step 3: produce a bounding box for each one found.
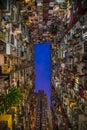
[0,86,22,114]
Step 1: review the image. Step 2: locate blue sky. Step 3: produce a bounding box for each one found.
[34,43,51,103]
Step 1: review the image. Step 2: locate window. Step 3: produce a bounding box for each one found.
[4,56,7,64]
[84,78,87,90]
[84,41,87,52]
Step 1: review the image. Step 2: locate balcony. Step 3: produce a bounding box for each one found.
[82,66,87,74]
[43,7,49,13]
[79,101,87,117]
[0,40,6,54]
[43,0,50,2]
[43,13,49,19]
[84,41,87,52]
[0,0,10,12]
[0,114,12,130]
[1,65,12,74]
[37,6,43,12]
[0,121,10,130]
[81,54,87,62]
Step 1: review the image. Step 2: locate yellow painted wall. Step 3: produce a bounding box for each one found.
[0,114,12,130]
[0,54,4,65]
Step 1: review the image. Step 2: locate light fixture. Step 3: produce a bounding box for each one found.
[25,0,30,4]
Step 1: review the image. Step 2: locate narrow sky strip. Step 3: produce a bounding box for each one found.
[34,43,51,103]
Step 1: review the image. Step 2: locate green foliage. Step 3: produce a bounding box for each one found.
[0,94,5,114]
[0,86,22,114]
[7,86,22,106]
